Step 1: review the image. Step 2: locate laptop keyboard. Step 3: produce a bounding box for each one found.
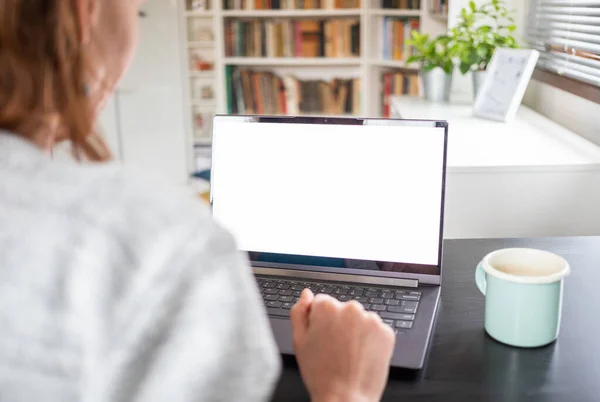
[256,277,421,331]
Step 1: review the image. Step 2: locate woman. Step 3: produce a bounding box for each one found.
[0,1,395,401]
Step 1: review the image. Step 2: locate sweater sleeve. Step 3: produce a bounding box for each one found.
[85,223,281,402]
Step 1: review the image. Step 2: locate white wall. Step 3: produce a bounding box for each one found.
[523,82,600,147]
[98,0,191,185]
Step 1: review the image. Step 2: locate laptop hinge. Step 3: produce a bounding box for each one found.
[253,267,420,288]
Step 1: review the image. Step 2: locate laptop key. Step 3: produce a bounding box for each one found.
[264,295,279,301]
[380,292,394,299]
[388,306,417,314]
[409,291,422,296]
[334,288,349,295]
[398,294,420,301]
[276,283,291,290]
[368,298,384,304]
[267,307,290,317]
[353,296,368,303]
[293,291,301,297]
[337,295,351,302]
[264,288,279,295]
[384,310,415,320]
[401,301,419,308]
[365,291,378,297]
[371,304,386,312]
[282,302,293,309]
[322,287,335,294]
[293,297,300,303]
[380,312,414,322]
[291,284,304,290]
[267,301,283,308]
[395,320,413,329]
[382,319,394,327]
[349,289,364,296]
[279,296,294,302]
[279,290,293,296]
[263,282,276,288]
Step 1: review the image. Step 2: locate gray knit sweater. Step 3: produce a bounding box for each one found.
[0,132,280,402]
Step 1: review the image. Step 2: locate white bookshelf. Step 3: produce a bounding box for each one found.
[222,9,362,17]
[185,10,215,16]
[369,9,422,16]
[223,56,363,66]
[370,59,413,68]
[180,0,451,149]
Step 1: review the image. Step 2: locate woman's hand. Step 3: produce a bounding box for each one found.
[291,289,396,402]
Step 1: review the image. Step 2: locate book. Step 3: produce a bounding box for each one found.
[382,18,419,60]
[382,0,420,9]
[225,19,360,58]
[226,68,361,115]
[430,0,447,15]
[225,65,234,113]
[225,0,360,8]
[381,71,420,117]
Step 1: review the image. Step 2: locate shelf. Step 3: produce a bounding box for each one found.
[370,59,418,69]
[191,100,217,108]
[223,57,361,66]
[222,9,362,18]
[185,10,214,17]
[429,12,449,22]
[370,9,422,17]
[189,70,215,77]
[193,140,213,148]
[187,41,215,48]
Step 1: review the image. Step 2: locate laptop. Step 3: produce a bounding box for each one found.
[210,115,448,369]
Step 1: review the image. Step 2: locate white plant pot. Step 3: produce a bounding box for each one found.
[422,67,452,102]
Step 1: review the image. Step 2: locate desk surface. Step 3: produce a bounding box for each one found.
[273,237,600,402]
[391,97,600,171]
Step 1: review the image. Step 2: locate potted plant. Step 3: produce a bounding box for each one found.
[452,0,519,98]
[406,32,457,102]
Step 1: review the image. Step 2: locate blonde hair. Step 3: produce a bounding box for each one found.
[0,0,110,161]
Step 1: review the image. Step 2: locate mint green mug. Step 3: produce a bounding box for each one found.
[476,248,570,348]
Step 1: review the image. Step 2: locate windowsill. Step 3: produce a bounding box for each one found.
[390,96,600,172]
[532,69,600,105]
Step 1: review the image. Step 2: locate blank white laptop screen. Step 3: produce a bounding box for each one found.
[211,117,447,276]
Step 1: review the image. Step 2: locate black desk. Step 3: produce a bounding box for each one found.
[272,237,600,402]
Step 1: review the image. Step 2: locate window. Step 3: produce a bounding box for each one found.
[526,0,600,88]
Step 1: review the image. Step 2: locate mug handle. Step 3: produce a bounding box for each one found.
[476,263,487,296]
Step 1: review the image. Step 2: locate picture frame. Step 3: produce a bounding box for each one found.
[473,49,540,123]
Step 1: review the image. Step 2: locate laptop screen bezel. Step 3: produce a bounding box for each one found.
[210,115,449,285]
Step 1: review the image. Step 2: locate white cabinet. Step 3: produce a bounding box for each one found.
[392,97,600,239]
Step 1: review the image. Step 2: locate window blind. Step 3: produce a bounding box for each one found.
[526,0,600,87]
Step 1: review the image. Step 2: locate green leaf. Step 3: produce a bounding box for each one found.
[476,45,489,58]
[469,1,477,12]
[406,56,420,64]
[459,62,472,75]
[443,61,454,74]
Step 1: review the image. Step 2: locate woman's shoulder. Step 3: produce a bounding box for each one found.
[66,162,229,259]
